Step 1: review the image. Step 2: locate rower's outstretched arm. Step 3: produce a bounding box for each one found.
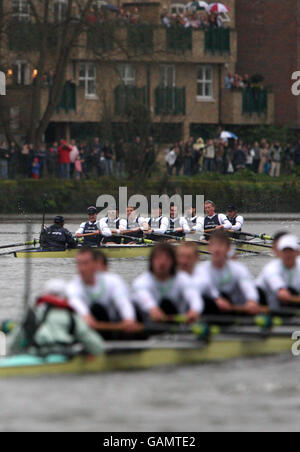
[151,217,169,235]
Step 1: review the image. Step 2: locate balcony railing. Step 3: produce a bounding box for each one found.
[127,24,154,54]
[7,22,58,51]
[155,87,186,115]
[114,85,147,116]
[242,87,268,115]
[87,22,115,52]
[166,26,192,53]
[205,28,230,54]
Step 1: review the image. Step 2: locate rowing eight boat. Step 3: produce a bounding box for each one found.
[0,332,293,379]
[14,241,272,259]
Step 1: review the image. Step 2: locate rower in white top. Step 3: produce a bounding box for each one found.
[119,206,143,232]
[132,243,203,323]
[99,209,121,236]
[142,206,169,236]
[167,203,190,237]
[66,247,141,336]
[75,206,103,247]
[194,200,232,237]
[193,230,260,315]
[226,205,244,232]
[185,207,204,233]
[256,234,300,311]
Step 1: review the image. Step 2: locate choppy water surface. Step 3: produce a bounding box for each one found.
[0,218,299,432]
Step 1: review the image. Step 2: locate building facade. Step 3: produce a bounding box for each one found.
[236,0,300,129]
[1,0,274,143]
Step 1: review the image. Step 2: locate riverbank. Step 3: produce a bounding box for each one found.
[1,171,299,214]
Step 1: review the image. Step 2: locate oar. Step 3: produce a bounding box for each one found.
[133,322,293,340]
[77,235,153,245]
[230,237,272,250]
[118,235,153,245]
[0,247,39,257]
[0,239,39,250]
[148,232,185,241]
[186,238,262,255]
[236,231,273,241]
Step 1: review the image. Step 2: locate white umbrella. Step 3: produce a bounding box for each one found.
[208,3,230,13]
[198,1,209,9]
[187,1,209,11]
[220,131,238,140]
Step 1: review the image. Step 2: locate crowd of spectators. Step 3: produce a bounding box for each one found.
[85,3,226,30]
[0,135,299,181]
[225,73,252,90]
[0,136,156,180]
[165,137,300,178]
[161,8,224,29]
[86,5,141,25]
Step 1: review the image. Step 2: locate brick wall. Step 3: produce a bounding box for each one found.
[236,0,300,127]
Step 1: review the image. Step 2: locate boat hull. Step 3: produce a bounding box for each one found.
[0,335,293,379]
[14,241,272,259]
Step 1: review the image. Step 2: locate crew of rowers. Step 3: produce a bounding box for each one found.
[8,227,300,356]
[40,200,245,251]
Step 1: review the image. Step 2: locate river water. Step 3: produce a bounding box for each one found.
[0,219,300,432]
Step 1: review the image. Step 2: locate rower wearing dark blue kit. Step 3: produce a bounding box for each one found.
[40,216,76,251]
[226,205,244,232]
[76,206,102,247]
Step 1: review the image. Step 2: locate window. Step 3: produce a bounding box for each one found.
[159,65,175,88]
[170,3,185,15]
[54,0,68,23]
[197,65,213,99]
[12,60,30,85]
[79,62,97,98]
[118,64,136,86]
[12,0,30,22]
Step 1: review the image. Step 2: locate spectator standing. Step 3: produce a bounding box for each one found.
[31,157,40,179]
[36,143,47,178]
[259,142,269,174]
[193,138,205,173]
[294,139,300,166]
[225,73,233,89]
[75,155,83,180]
[284,143,295,173]
[251,141,261,173]
[90,147,100,177]
[79,145,88,178]
[69,139,79,178]
[103,140,114,176]
[47,142,58,177]
[245,144,255,170]
[143,137,156,177]
[270,142,282,177]
[215,141,224,173]
[57,140,72,179]
[174,146,182,176]
[233,144,246,171]
[99,151,106,176]
[203,139,215,172]
[183,147,193,176]
[115,138,126,178]
[20,144,30,178]
[165,147,177,175]
[223,141,233,174]
[8,142,18,179]
[129,136,143,177]
[0,141,9,179]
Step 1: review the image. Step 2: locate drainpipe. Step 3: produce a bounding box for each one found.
[218,63,223,127]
